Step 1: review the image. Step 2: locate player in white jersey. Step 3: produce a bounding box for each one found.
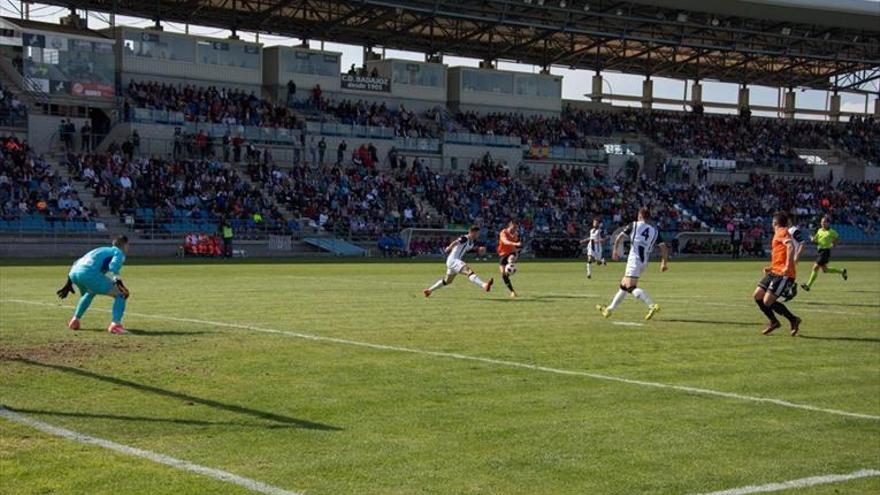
[579,218,606,279]
[424,226,494,297]
[596,207,669,320]
[780,223,807,302]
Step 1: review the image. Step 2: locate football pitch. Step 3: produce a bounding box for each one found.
[1,259,879,495]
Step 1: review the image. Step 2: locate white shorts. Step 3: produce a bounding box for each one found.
[624,256,647,278]
[589,245,603,261]
[446,259,468,275]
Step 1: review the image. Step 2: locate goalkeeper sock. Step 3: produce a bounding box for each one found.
[468,273,485,288]
[502,274,514,292]
[805,270,818,288]
[74,293,95,319]
[112,294,126,323]
[428,279,445,292]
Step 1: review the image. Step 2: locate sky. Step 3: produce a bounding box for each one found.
[2,1,877,120]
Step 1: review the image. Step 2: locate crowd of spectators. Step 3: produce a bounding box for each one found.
[1,136,97,223]
[247,159,433,237]
[323,100,436,138]
[825,115,879,166]
[64,152,288,233]
[124,81,302,129]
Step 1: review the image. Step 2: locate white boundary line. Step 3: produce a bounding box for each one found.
[3,299,879,422]
[693,468,880,495]
[0,407,303,495]
[612,321,645,327]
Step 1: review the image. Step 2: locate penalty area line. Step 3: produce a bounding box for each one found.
[612,321,645,327]
[693,468,880,495]
[4,298,880,422]
[0,407,303,495]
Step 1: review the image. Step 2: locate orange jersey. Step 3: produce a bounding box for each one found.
[770,226,796,278]
[498,229,520,257]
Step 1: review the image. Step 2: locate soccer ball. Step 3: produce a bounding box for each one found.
[505,263,517,275]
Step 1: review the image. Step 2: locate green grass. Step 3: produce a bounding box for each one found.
[1,259,879,495]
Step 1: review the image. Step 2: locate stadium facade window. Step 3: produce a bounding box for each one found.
[283,51,339,77]
[21,34,116,97]
[197,41,260,69]
[514,75,561,98]
[461,69,514,94]
[391,61,444,88]
[123,31,195,63]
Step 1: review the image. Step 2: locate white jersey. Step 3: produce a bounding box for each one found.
[588,227,604,247]
[447,236,475,264]
[621,221,663,277]
[788,226,806,261]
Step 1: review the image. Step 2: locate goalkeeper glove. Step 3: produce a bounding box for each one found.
[56,278,75,299]
[114,278,130,299]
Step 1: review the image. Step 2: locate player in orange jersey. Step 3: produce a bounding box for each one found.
[753,211,802,336]
[498,219,522,298]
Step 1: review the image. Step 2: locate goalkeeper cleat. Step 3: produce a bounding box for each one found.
[596,304,611,319]
[645,304,661,320]
[107,323,127,335]
[67,317,80,331]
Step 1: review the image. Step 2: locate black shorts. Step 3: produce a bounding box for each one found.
[499,253,516,267]
[816,249,831,266]
[758,273,795,297]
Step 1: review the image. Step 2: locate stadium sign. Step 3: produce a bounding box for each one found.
[340,74,391,93]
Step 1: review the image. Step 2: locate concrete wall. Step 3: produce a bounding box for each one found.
[28,115,91,155]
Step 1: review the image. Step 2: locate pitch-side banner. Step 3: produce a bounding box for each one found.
[340,74,391,93]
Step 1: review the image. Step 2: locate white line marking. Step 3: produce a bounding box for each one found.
[612,321,645,327]
[693,468,880,495]
[4,299,879,422]
[0,407,303,495]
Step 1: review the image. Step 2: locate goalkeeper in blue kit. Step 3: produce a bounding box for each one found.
[56,235,131,334]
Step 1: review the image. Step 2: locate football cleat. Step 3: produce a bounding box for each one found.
[762,321,781,335]
[107,323,127,334]
[596,304,611,319]
[842,269,848,281]
[67,317,80,330]
[423,289,432,298]
[645,304,661,320]
[509,291,517,298]
[483,278,494,292]
[800,283,810,292]
[790,316,802,337]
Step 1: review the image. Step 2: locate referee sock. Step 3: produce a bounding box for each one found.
[467,273,485,288]
[771,301,797,324]
[607,289,627,311]
[631,288,654,307]
[755,299,779,324]
[825,267,843,274]
[428,279,445,292]
[806,270,818,288]
[502,274,515,292]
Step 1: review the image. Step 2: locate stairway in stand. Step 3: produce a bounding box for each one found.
[50,158,127,235]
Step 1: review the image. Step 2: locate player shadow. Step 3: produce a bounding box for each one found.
[125,328,215,337]
[801,301,880,309]
[663,318,755,327]
[797,335,880,344]
[12,358,341,431]
[2,406,303,429]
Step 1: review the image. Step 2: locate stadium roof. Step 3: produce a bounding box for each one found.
[39,0,880,92]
